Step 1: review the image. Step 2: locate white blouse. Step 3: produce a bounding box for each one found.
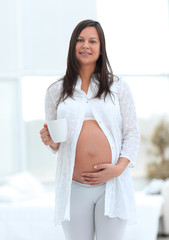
[45,75,140,225]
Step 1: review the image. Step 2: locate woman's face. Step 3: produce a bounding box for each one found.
[75,26,100,68]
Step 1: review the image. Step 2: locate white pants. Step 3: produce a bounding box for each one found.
[62,180,127,240]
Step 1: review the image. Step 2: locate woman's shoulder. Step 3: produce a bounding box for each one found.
[47,77,63,96]
[109,75,120,90]
[112,76,129,91]
[110,76,133,101]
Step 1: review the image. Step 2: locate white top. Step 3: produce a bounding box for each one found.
[84,98,95,120]
[45,75,140,225]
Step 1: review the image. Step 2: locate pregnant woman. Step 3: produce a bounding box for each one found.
[40,19,140,240]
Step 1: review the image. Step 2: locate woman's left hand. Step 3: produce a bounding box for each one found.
[81,163,122,185]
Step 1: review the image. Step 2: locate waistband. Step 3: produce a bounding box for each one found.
[72,180,106,188]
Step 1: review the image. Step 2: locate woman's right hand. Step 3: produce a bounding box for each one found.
[40,123,59,151]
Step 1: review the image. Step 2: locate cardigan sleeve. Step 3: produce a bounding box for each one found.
[118,79,140,168]
[45,88,57,121]
[45,86,58,154]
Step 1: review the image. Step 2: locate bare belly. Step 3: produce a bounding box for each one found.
[72,120,112,183]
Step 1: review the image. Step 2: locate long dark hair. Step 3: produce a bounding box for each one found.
[57,19,116,105]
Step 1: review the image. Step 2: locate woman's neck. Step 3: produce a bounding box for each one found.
[79,65,95,83]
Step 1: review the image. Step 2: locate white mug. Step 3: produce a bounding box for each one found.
[46,118,67,143]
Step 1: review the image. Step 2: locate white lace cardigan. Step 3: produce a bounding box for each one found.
[45,75,140,225]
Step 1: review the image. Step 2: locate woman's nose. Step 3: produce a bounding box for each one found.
[82,41,89,49]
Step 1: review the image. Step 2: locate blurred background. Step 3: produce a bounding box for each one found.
[0,0,169,239]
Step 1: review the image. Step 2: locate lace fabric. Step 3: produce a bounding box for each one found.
[45,76,140,225]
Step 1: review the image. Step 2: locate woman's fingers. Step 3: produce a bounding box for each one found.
[81,177,103,185]
[81,172,101,183]
[41,130,50,139]
[81,163,118,184]
[81,175,97,180]
[83,180,101,185]
[81,171,101,178]
[40,130,49,140]
[40,126,48,135]
[42,133,52,144]
[40,126,54,146]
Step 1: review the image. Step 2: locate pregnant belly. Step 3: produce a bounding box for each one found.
[72,120,112,183]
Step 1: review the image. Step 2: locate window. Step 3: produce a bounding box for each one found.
[124,76,169,119]
[21,76,59,182]
[97,0,169,75]
[0,79,18,175]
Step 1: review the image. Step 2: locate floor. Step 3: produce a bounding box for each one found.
[133,178,169,240]
[158,237,169,240]
[158,238,169,240]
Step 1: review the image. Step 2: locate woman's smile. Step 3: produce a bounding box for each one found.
[79,51,92,56]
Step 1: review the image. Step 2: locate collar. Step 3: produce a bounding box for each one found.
[76,75,99,98]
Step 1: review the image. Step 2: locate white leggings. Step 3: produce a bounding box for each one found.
[62,180,127,240]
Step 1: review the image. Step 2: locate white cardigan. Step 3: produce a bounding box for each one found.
[45,75,140,225]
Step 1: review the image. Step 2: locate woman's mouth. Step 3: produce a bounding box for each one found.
[79,52,92,56]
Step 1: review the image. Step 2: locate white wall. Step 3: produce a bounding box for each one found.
[0,0,97,76]
[0,0,19,75]
[22,0,97,75]
[97,0,169,75]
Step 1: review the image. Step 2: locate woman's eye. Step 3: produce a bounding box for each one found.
[77,39,83,42]
[90,40,95,44]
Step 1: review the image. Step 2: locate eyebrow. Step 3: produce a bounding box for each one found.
[78,36,98,40]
